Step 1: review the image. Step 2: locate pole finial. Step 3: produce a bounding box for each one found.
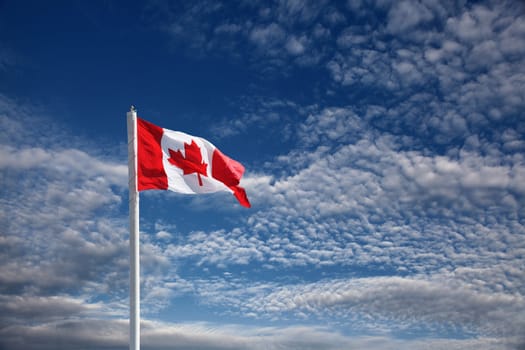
[130,105,136,112]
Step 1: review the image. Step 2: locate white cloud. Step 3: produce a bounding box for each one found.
[0,295,104,322]
[386,0,434,34]
[0,97,131,329]
[214,23,242,34]
[321,0,525,151]
[285,35,306,55]
[446,4,497,43]
[163,274,525,345]
[276,0,326,25]
[0,318,514,350]
[249,23,286,49]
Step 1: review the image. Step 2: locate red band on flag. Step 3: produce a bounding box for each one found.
[212,149,251,208]
[137,117,168,190]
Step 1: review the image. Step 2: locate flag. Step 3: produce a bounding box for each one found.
[136,117,251,208]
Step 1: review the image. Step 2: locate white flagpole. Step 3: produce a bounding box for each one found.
[127,106,140,350]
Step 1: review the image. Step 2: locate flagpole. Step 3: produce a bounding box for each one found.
[127,106,140,350]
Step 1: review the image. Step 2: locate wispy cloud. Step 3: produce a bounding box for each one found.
[0,318,516,350]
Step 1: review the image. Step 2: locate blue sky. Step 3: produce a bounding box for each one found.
[1,0,525,349]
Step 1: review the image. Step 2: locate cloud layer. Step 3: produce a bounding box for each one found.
[1,0,525,349]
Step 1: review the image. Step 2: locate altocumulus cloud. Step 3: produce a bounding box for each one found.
[2,0,525,349]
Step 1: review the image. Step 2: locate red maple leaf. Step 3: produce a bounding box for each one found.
[168,140,208,186]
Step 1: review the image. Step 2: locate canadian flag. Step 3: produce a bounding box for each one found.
[136,117,251,208]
